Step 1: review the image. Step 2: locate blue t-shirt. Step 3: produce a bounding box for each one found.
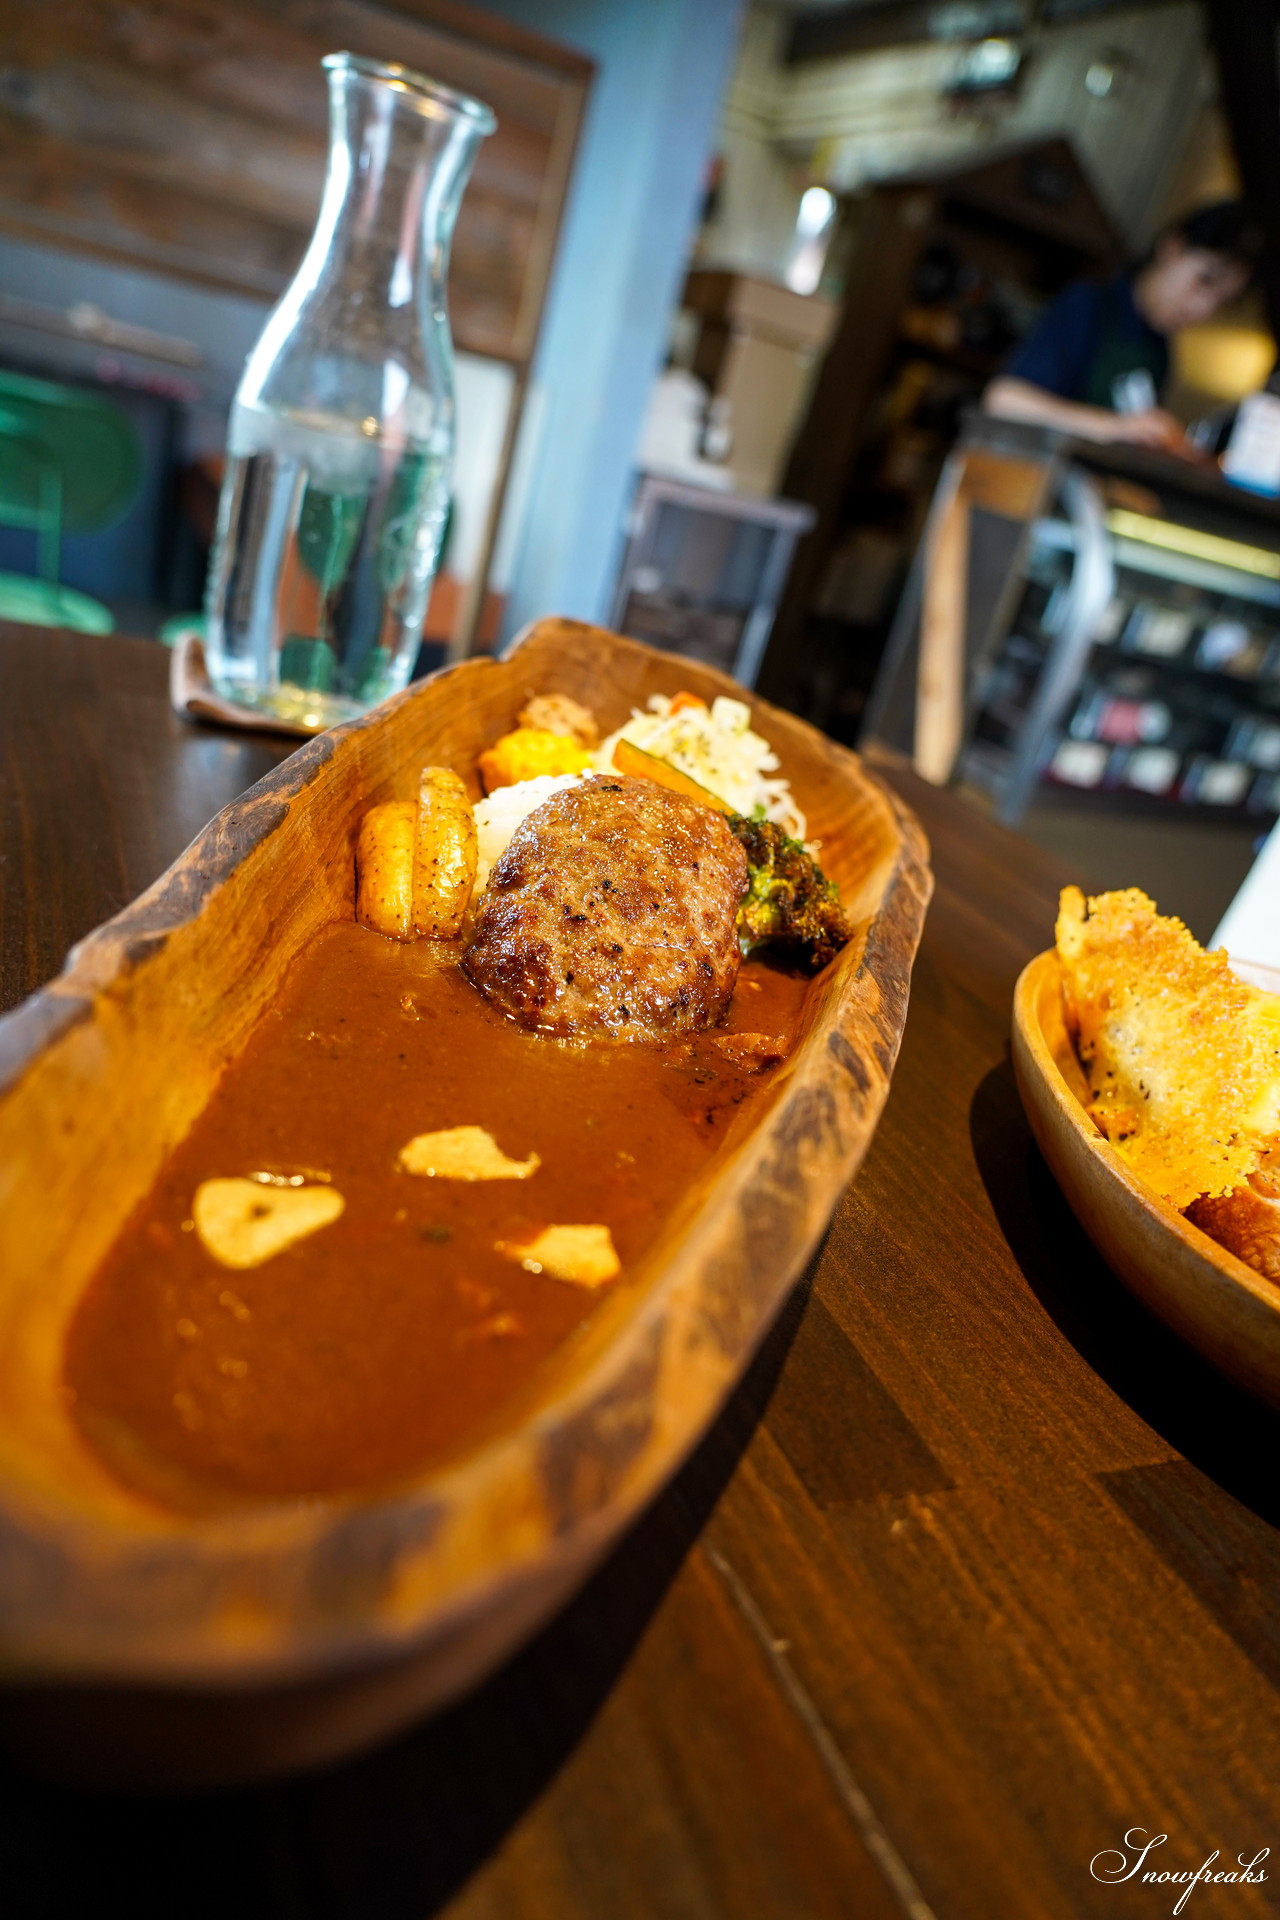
[1004,275,1169,409]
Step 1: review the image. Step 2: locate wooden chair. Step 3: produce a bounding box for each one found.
[864,429,1114,822]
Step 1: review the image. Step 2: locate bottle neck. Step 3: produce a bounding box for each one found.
[305,70,483,319]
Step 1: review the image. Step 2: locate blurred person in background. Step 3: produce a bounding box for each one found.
[984,200,1265,453]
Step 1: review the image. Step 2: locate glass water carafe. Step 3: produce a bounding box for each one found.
[205,53,495,728]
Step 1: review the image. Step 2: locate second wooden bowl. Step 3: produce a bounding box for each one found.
[1012,948,1280,1409]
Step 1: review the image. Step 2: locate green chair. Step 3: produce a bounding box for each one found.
[157,611,205,650]
[0,368,143,633]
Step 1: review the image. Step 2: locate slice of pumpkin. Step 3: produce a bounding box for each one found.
[611,737,730,812]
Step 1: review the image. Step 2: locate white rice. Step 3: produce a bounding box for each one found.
[596,694,805,838]
[473,774,586,892]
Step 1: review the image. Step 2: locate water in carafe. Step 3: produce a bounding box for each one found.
[208,399,451,729]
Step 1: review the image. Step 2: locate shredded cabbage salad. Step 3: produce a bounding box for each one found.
[596,695,806,839]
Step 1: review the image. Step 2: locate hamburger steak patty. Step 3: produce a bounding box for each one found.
[463,775,749,1039]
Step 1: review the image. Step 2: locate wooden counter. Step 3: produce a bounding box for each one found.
[1,624,1277,1919]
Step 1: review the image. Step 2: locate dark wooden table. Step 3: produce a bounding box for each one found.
[2,624,1278,1920]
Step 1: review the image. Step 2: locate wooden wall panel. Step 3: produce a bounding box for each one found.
[0,0,592,365]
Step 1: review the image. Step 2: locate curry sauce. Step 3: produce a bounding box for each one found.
[64,923,807,1511]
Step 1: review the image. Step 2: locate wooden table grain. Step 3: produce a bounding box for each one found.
[1,624,1278,1920]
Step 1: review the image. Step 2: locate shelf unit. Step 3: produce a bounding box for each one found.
[866,422,1280,827]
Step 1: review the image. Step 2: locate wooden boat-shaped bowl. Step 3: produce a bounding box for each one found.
[1012,949,1280,1410]
[0,618,931,1788]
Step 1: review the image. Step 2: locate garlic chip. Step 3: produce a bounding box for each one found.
[398,1126,540,1181]
[498,1224,620,1287]
[193,1178,345,1270]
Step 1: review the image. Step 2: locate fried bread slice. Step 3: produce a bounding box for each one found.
[1055,885,1280,1208]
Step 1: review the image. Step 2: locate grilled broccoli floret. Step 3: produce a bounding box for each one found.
[727,815,850,972]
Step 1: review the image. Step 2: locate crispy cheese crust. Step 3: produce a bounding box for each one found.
[516,694,598,747]
[1055,885,1280,1209]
